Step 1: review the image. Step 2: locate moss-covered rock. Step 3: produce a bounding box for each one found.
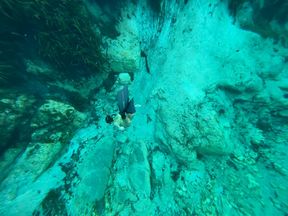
[30,100,86,143]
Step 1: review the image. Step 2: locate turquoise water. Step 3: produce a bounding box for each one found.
[0,0,288,215]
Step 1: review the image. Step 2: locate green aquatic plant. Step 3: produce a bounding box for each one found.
[0,64,15,84]
[0,0,105,84]
[31,0,105,76]
[0,32,25,85]
[0,0,30,22]
[0,0,29,85]
[0,51,24,86]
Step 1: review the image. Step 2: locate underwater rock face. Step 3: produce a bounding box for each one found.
[30,100,86,143]
[155,90,234,161]
[131,0,288,215]
[1,0,288,215]
[0,142,63,201]
[108,37,140,74]
[62,126,115,216]
[106,4,141,74]
[105,140,152,215]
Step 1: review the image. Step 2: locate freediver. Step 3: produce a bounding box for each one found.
[105,85,136,130]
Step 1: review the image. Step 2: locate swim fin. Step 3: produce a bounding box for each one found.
[126,98,136,114]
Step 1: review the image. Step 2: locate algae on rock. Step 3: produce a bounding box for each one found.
[30,100,86,144]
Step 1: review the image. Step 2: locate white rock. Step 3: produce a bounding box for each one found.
[106,8,140,73]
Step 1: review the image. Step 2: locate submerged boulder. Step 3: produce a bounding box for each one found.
[30,100,86,144]
[106,5,141,74]
[155,88,235,161]
[105,141,152,215]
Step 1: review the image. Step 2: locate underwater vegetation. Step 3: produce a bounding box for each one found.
[32,0,105,77]
[0,0,28,86]
[0,0,105,83]
[0,34,24,86]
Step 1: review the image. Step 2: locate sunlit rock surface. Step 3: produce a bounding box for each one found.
[107,4,141,74]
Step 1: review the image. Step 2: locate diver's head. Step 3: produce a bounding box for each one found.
[120,113,126,120]
[105,115,114,124]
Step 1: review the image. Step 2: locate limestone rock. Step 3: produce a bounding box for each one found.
[106,8,140,73]
[128,142,151,196]
[67,126,115,215]
[105,141,151,215]
[30,100,86,143]
[194,110,234,155]
[155,91,234,159]
[0,142,63,202]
